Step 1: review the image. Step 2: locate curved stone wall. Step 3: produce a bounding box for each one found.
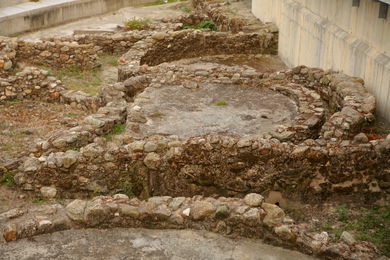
[0,193,382,259]
[14,30,389,203]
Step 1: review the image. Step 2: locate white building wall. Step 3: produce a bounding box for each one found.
[252,0,390,122]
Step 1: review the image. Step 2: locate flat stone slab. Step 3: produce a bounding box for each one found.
[0,228,317,260]
[130,83,298,138]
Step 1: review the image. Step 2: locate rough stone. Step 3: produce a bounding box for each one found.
[244,193,264,207]
[191,201,216,220]
[262,203,285,227]
[340,231,356,245]
[84,200,110,226]
[143,152,161,169]
[65,199,87,222]
[40,186,57,198]
[118,204,138,218]
[274,225,295,240]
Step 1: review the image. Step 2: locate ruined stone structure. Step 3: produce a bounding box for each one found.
[0,1,389,259]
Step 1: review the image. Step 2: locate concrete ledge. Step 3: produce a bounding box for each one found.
[0,0,155,36]
[0,0,30,9]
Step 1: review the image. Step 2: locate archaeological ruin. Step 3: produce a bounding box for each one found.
[0,0,389,259]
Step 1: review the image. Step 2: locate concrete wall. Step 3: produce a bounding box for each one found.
[0,0,155,36]
[252,0,390,122]
[0,0,30,8]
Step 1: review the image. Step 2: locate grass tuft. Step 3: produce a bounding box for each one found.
[215,100,228,106]
[0,168,16,187]
[104,123,125,140]
[124,18,150,30]
[184,20,217,31]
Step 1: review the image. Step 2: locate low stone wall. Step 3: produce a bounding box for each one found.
[118,30,277,80]
[44,31,153,55]
[118,30,375,140]
[0,66,64,102]
[13,28,386,202]
[16,40,99,69]
[0,194,381,259]
[141,30,277,66]
[16,129,390,201]
[192,0,245,32]
[0,37,17,77]
[33,100,127,155]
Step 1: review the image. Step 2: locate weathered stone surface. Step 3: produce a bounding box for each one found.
[274,225,295,240]
[22,157,41,172]
[353,133,369,144]
[84,200,110,226]
[215,204,230,219]
[119,204,140,218]
[244,193,264,207]
[65,200,87,222]
[40,186,57,198]
[242,208,261,226]
[143,152,161,169]
[62,150,80,168]
[262,203,285,227]
[340,231,356,245]
[191,201,216,220]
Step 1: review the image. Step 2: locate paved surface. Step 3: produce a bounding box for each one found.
[137,82,297,138]
[0,228,317,260]
[19,2,185,40]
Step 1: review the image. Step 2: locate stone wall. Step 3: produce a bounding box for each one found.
[0,66,64,102]
[14,51,389,203]
[16,40,99,69]
[44,31,153,55]
[192,0,245,32]
[141,30,277,66]
[12,29,388,202]
[118,30,277,80]
[0,37,17,77]
[0,194,381,259]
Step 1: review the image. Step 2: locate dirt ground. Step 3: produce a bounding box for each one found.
[0,100,87,167]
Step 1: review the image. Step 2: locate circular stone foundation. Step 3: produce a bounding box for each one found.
[128,83,298,138]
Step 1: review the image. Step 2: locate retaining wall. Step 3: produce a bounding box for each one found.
[252,0,390,122]
[0,0,156,36]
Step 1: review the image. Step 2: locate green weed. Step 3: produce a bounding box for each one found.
[120,181,135,198]
[0,168,16,187]
[124,18,150,30]
[336,204,349,222]
[31,197,48,203]
[215,100,228,106]
[104,123,125,140]
[184,20,217,31]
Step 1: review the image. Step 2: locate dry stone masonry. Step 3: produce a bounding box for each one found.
[9,27,389,204]
[0,1,389,259]
[0,193,382,260]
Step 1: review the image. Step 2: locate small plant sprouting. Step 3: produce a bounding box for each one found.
[104,123,125,140]
[31,197,48,203]
[0,168,16,187]
[124,18,150,30]
[336,204,349,222]
[120,181,135,198]
[215,100,228,106]
[184,20,217,31]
